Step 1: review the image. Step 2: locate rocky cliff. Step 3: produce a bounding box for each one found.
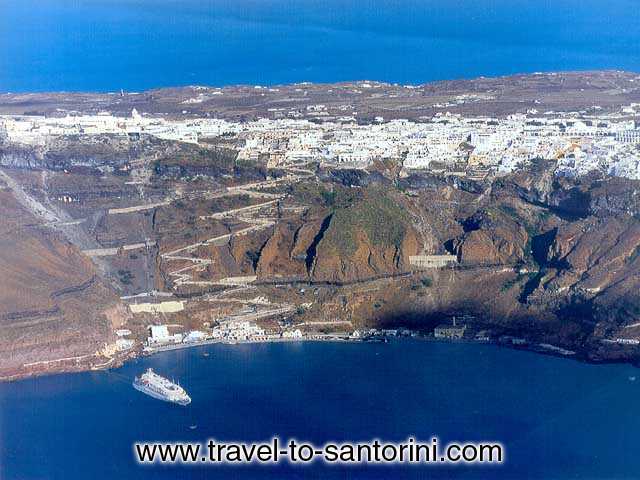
[0,181,121,379]
[224,165,640,361]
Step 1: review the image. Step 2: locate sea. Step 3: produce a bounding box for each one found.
[2,1,640,478]
[1,0,640,92]
[1,340,639,479]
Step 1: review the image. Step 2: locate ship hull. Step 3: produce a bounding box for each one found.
[133,381,191,406]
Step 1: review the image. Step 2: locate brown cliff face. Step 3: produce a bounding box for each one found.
[308,190,422,282]
[290,221,323,264]
[0,187,118,378]
[456,228,528,266]
[549,217,640,278]
[6,151,636,374]
[452,208,531,266]
[146,163,640,357]
[271,168,640,359]
[537,216,640,319]
[247,169,639,339]
[255,221,309,279]
[249,187,424,283]
[311,227,421,283]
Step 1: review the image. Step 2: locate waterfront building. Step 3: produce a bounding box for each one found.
[434,323,467,339]
[147,325,183,346]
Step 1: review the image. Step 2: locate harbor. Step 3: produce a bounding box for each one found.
[3,338,639,479]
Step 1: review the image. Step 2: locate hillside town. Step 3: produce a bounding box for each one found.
[1,102,640,180]
[2,76,640,383]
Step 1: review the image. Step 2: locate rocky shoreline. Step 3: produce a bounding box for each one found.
[4,328,640,384]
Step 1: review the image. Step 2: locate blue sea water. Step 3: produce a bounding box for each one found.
[1,340,639,479]
[2,2,640,478]
[1,0,639,92]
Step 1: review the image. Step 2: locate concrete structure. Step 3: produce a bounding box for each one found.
[615,130,640,144]
[149,325,169,340]
[184,330,207,343]
[212,320,266,341]
[115,339,135,351]
[83,240,156,257]
[434,322,467,339]
[147,325,183,346]
[282,329,303,339]
[214,276,257,286]
[409,255,458,269]
[130,301,184,314]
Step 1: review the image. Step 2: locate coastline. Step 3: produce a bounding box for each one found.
[4,329,638,384]
[1,73,639,385]
[4,325,639,480]
[4,2,640,477]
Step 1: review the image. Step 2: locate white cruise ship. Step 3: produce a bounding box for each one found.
[133,368,191,406]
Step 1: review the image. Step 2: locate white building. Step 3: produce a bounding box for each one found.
[282,329,303,339]
[147,325,183,346]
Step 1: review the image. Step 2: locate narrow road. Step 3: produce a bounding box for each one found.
[159,169,312,289]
